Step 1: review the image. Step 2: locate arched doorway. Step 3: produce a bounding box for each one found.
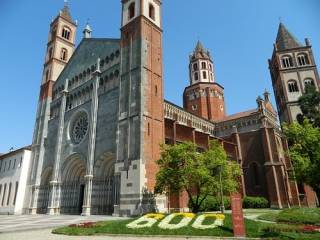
[92,152,120,215]
[37,167,52,214]
[60,154,86,215]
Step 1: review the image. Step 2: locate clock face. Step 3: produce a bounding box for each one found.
[71,112,89,144]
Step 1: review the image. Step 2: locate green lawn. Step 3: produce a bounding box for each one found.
[53,214,265,238]
[258,208,320,225]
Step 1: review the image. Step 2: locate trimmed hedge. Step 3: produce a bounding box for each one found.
[189,196,269,211]
[243,196,269,209]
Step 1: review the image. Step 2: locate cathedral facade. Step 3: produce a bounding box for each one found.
[27,1,318,216]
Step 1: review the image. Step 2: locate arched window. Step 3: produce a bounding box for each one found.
[288,80,299,93]
[201,62,207,69]
[297,53,309,66]
[203,71,207,79]
[1,184,6,206]
[193,63,198,71]
[281,55,294,68]
[45,70,50,81]
[194,72,199,81]
[48,48,53,59]
[155,85,158,96]
[7,183,11,206]
[60,48,68,61]
[149,3,155,20]
[128,2,135,20]
[304,78,315,87]
[62,27,71,40]
[13,182,18,206]
[250,162,260,187]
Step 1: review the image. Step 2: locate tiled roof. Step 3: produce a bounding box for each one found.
[276,23,302,51]
[220,109,258,122]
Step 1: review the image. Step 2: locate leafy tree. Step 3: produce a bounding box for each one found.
[283,120,320,200]
[298,85,320,127]
[154,140,241,213]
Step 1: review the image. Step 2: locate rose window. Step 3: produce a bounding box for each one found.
[71,113,89,144]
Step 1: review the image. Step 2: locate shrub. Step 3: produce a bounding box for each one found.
[243,196,269,209]
[276,208,320,225]
[189,196,231,212]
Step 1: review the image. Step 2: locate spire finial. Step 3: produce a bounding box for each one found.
[64,0,68,7]
[279,16,282,23]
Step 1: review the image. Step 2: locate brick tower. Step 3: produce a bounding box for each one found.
[183,41,226,121]
[28,3,77,214]
[115,0,165,215]
[269,23,320,125]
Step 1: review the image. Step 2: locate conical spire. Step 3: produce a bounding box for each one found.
[191,41,211,60]
[276,23,302,51]
[60,0,73,22]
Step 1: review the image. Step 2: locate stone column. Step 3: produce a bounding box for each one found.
[82,58,100,216]
[47,79,69,215]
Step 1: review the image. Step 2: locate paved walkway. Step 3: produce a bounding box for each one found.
[0,214,125,233]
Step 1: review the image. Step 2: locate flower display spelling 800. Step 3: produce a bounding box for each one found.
[126,213,225,229]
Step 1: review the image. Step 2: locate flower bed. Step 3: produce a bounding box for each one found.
[126,213,225,230]
[69,222,96,228]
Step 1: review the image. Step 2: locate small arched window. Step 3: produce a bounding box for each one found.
[194,72,199,81]
[203,71,207,79]
[193,63,198,71]
[155,85,158,96]
[201,62,207,69]
[60,48,68,61]
[281,55,294,68]
[149,4,155,20]
[48,48,53,59]
[288,80,299,93]
[2,184,7,206]
[128,2,135,20]
[45,70,50,81]
[296,114,304,124]
[7,183,12,206]
[62,27,71,40]
[304,78,315,87]
[297,53,309,66]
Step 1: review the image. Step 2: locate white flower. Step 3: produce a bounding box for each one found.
[192,213,225,229]
[126,215,158,229]
[158,213,195,230]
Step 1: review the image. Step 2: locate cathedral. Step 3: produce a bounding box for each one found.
[27,1,319,216]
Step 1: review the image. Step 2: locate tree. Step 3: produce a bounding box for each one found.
[298,85,320,127]
[283,120,320,201]
[154,140,241,213]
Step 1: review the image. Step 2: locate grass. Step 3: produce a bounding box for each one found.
[53,214,267,238]
[53,210,320,239]
[258,212,279,222]
[258,208,320,225]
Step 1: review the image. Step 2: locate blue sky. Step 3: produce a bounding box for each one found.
[0,0,319,153]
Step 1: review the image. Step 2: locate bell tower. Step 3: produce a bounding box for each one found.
[269,23,320,124]
[183,42,226,121]
[115,0,165,215]
[28,3,77,214]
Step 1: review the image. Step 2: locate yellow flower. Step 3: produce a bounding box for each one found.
[145,213,165,220]
[174,213,196,218]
